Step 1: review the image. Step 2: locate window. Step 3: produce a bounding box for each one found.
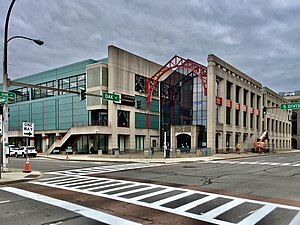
[32,81,55,100]
[243,90,248,104]
[135,136,144,150]
[102,67,108,86]
[226,81,232,99]
[226,107,231,125]
[250,92,255,107]
[236,85,240,102]
[135,74,158,96]
[12,88,29,102]
[235,110,239,126]
[58,74,86,95]
[135,74,146,93]
[117,110,130,127]
[243,112,247,127]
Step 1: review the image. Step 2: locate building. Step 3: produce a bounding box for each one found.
[279,91,300,148]
[3,45,292,154]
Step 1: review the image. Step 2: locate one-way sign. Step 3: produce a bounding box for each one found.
[23,122,34,137]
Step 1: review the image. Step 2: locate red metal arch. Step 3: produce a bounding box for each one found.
[146,55,207,104]
[145,55,207,128]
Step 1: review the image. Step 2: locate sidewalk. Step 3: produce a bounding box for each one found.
[1,149,299,185]
[0,168,41,185]
[40,149,300,164]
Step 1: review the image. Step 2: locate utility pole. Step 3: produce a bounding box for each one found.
[2,0,17,170]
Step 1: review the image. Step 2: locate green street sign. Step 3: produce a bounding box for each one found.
[280,102,300,110]
[102,91,120,102]
[0,91,16,99]
[0,97,8,103]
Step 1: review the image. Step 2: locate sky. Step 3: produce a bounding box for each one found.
[1,0,300,93]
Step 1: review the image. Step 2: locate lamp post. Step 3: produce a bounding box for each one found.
[2,0,44,170]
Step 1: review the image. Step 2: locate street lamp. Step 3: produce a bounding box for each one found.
[2,0,44,170]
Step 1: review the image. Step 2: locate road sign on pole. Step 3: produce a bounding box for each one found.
[102,91,121,103]
[0,91,16,103]
[22,122,34,137]
[280,102,300,110]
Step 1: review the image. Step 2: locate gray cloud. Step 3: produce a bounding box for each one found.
[1,0,300,92]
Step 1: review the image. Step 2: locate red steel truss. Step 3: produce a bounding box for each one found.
[145,55,207,128]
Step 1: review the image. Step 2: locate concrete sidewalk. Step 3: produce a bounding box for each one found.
[39,149,300,164]
[1,149,299,185]
[0,168,41,185]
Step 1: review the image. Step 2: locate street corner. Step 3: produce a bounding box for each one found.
[0,169,43,185]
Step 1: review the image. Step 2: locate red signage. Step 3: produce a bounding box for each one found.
[216,96,222,105]
[226,99,232,108]
[235,102,240,110]
[243,105,247,112]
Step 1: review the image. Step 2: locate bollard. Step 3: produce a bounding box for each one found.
[114,150,119,158]
[144,150,149,158]
[176,149,181,158]
[98,150,102,156]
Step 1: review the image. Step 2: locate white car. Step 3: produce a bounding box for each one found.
[9,147,19,157]
[5,145,17,157]
[16,146,37,158]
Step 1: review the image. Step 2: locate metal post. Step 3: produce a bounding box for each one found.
[2,0,17,170]
[26,138,28,158]
[163,131,167,158]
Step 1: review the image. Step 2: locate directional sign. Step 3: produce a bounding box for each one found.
[102,91,121,103]
[22,122,34,137]
[280,102,300,110]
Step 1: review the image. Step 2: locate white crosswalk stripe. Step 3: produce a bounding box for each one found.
[46,163,163,175]
[209,160,300,167]
[31,173,300,225]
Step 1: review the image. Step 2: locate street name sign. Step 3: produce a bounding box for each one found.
[102,91,121,103]
[23,122,34,137]
[280,102,300,110]
[0,91,16,103]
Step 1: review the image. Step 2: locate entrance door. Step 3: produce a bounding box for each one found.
[150,137,159,150]
[177,134,191,151]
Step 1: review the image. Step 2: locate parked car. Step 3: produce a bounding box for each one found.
[9,147,19,157]
[65,146,73,154]
[52,148,60,154]
[180,146,190,153]
[6,145,17,157]
[16,146,37,158]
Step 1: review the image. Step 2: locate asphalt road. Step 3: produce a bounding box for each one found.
[105,152,300,201]
[7,157,119,172]
[1,152,300,224]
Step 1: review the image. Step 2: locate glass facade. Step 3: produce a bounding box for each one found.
[58,74,86,95]
[32,81,55,100]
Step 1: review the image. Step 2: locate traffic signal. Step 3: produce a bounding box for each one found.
[136,100,141,109]
[8,107,10,117]
[0,104,3,114]
[263,106,267,116]
[80,89,86,101]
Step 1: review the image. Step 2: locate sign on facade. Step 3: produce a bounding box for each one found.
[23,122,34,137]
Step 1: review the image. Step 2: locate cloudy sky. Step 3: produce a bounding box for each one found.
[1,0,300,93]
